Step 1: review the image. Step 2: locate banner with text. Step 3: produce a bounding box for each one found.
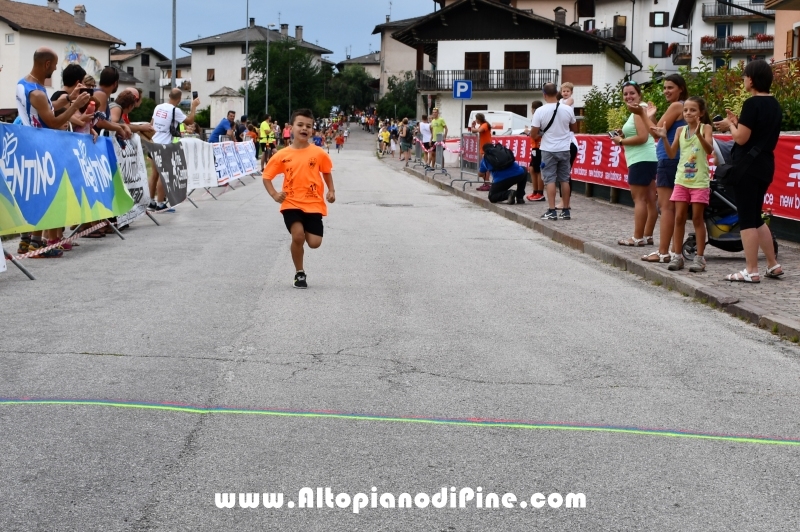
[182,138,218,191]
[0,123,134,235]
[221,142,244,181]
[571,134,800,221]
[212,143,231,186]
[145,141,188,207]
[461,134,532,167]
[113,134,150,226]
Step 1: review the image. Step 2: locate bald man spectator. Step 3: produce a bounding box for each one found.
[147,87,200,211]
[15,48,91,258]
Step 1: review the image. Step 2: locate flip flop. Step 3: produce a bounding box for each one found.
[619,237,646,247]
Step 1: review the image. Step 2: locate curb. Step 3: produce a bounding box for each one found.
[402,166,800,340]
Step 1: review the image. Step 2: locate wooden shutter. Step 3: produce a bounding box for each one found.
[561,65,593,86]
[465,52,490,70]
[788,30,795,59]
[504,52,530,69]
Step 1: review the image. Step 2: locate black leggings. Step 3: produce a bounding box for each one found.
[488,171,527,203]
[733,177,771,230]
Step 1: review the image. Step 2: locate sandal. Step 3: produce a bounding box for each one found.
[641,251,671,263]
[645,236,654,245]
[724,269,760,283]
[765,264,784,279]
[618,237,646,247]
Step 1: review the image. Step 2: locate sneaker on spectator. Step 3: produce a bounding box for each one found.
[516,197,525,205]
[541,209,557,220]
[155,202,170,212]
[507,194,516,205]
[668,255,684,271]
[531,193,545,202]
[29,240,63,258]
[476,184,490,192]
[559,208,571,220]
[688,255,706,272]
[147,201,158,211]
[17,240,29,254]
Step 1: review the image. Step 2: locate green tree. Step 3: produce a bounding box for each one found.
[247,41,325,124]
[194,105,211,128]
[376,72,416,119]
[128,97,157,123]
[328,64,377,115]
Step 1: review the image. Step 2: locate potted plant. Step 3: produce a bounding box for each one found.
[727,35,745,46]
[701,35,717,45]
[756,33,774,43]
[666,42,677,56]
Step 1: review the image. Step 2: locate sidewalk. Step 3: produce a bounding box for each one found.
[381,153,800,340]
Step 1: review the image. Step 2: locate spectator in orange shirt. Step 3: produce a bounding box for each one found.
[526,101,546,201]
[471,113,493,191]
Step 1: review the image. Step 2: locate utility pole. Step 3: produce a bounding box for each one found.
[266,24,274,116]
[171,0,176,88]
[245,0,249,115]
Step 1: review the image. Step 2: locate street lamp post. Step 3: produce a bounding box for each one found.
[288,47,295,119]
[244,0,249,115]
[266,23,274,116]
[171,0,176,88]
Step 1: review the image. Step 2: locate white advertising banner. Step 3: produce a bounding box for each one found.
[222,142,244,180]
[212,143,231,186]
[113,134,150,226]
[182,138,218,191]
[236,142,255,175]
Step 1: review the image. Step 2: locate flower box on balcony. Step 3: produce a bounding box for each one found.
[701,35,717,44]
[755,33,774,43]
[727,35,745,44]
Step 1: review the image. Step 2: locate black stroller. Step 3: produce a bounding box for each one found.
[681,140,778,261]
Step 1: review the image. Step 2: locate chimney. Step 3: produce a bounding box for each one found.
[74,5,86,27]
[249,17,255,28]
[47,0,59,10]
[136,42,142,51]
[386,15,390,22]
[554,6,567,25]
[295,25,303,42]
[280,24,288,36]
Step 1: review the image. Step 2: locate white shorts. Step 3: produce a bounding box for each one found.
[390,140,397,151]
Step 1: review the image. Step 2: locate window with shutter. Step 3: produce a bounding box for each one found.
[504,52,530,69]
[465,52,490,70]
[650,12,668,27]
[649,42,668,58]
[504,104,528,117]
[141,54,150,66]
[207,69,215,81]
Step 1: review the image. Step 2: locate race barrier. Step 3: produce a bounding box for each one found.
[453,133,533,189]
[570,134,800,222]
[0,123,134,236]
[1,122,262,278]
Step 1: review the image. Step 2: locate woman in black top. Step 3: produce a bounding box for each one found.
[714,60,783,283]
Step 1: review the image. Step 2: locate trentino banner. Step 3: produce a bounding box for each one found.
[0,123,134,236]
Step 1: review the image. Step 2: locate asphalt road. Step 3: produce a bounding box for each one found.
[2,129,800,531]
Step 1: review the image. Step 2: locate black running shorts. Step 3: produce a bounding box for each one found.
[282,209,324,237]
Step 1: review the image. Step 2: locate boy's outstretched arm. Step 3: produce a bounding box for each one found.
[323,173,336,203]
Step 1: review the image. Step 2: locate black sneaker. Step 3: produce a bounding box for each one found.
[540,209,557,220]
[516,197,525,205]
[507,194,516,205]
[559,208,571,220]
[155,202,170,212]
[147,201,158,211]
[293,271,308,289]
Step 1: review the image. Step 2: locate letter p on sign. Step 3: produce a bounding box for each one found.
[453,80,472,100]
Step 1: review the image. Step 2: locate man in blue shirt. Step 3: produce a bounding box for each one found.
[209,110,236,143]
[479,143,528,204]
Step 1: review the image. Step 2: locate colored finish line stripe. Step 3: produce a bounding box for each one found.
[2,398,800,447]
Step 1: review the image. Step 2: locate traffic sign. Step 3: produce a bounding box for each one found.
[453,80,472,100]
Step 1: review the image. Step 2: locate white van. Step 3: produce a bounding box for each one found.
[466,110,529,136]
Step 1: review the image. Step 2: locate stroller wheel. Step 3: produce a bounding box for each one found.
[682,235,697,262]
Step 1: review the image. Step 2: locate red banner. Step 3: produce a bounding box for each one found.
[571,134,800,221]
[461,134,532,167]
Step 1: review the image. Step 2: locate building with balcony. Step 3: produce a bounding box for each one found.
[673,0,777,69]
[0,0,124,118]
[181,18,333,105]
[393,0,640,134]
[372,16,434,98]
[157,55,192,104]
[110,43,167,103]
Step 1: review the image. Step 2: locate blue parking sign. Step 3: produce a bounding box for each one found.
[453,80,472,99]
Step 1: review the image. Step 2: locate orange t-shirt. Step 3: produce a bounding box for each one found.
[477,123,491,154]
[263,145,333,216]
[247,131,258,143]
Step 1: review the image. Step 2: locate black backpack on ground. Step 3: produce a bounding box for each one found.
[483,143,515,171]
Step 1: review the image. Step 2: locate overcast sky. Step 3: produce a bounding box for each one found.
[31,0,437,62]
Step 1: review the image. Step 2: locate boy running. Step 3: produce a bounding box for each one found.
[262,109,336,289]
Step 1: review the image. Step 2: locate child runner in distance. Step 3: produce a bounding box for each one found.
[335,131,345,153]
[262,109,336,289]
[651,96,713,273]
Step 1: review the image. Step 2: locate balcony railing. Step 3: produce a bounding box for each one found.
[672,43,692,65]
[702,2,775,19]
[415,69,559,92]
[700,37,775,53]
